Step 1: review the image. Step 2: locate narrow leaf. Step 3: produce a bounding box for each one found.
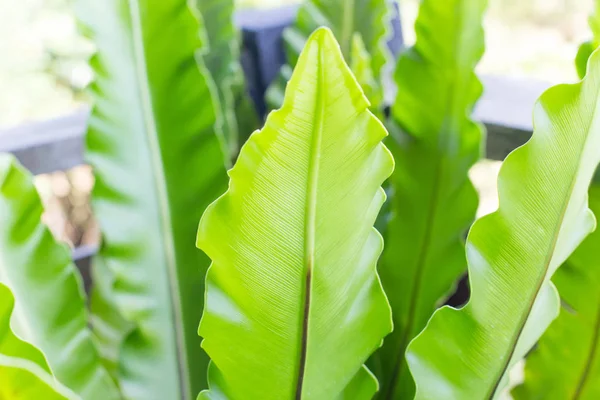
[407,49,600,399]
[197,28,393,399]
[266,0,393,110]
[195,0,259,158]
[370,0,486,398]
[512,184,600,400]
[0,154,119,399]
[75,0,228,397]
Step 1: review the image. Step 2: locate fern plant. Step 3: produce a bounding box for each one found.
[265,0,394,115]
[3,1,600,400]
[198,27,393,399]
[75,0,228,397]
[370,0,487,397]
[0,154,116,400]
[514,6,600,398]
[195,0,259,160]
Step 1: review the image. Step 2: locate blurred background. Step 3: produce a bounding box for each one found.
[0,0,592,248]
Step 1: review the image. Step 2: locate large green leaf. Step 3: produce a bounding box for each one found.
[0,154,119,399]
[406,49,600,399]
[512,184,600,400]
[75,0,228,398]
[265,0,393,111]
[514,29,600,399]
[369,1,486,398]
[0,354,78,400]
[197,27,393,399]
[195,0,259,159]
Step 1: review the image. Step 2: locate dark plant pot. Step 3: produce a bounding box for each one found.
[234,4,404,117]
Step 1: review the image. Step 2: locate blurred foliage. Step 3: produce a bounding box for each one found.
[0,0,92,128]
[0,0,595,250]
[0,0,595,130]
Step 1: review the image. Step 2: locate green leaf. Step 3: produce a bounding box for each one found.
[577,41,594,80]
[512,184,600,400]
[0,266,77,400]
[0,154,119,400]
[75,0,228,398]
[370,0,486,398]
[515,23,600,400]
[0,282,50,373]
[406,49,600,399]
[195,0,259,159]
[0,354,78,400]
[88,256,132,380]
[266,0,393,110]
[197,27,393,399]
[577,2,600,79]
[350,33,384,118]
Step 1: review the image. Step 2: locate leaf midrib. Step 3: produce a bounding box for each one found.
[384,157,444,400]
[486,91,600,399]
[295,43,325,400]
[127,0,190,398]
[385,1,478,396]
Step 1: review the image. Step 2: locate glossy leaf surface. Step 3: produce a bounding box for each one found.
[513,184,600,400]
[370,1,486,398]
[0,154,119,400]
[407,49,600,399]
[197,28,393,400]
[266,0,393,110]
[195,0,259,159]
[76,0,228,398]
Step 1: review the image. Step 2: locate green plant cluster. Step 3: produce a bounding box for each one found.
[1,0,600,399]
